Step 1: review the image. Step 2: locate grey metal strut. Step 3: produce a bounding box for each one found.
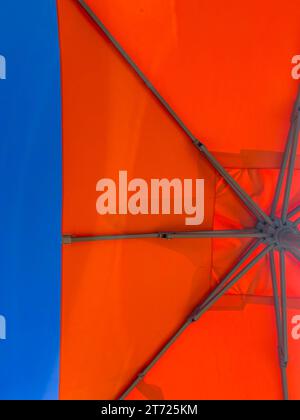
[272,87,300,218]
[63,229,267,244]
[77,0,272,226]
[118,243,273,400]
[269,251,288,400]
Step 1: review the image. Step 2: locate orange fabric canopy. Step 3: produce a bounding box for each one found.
[57,0,300,400]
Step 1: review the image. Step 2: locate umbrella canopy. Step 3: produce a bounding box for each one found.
[0,0,299,400]
[57,0,300,400]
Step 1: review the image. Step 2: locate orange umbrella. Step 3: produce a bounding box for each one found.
[57,0,300,400]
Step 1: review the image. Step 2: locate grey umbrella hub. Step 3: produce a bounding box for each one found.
[64,0,300,401]
[258,218,300,251]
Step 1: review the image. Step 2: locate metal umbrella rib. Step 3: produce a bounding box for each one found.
[279,251,288,362]
[271,87,300,218]
[63,229,266,244]
[288,205,300,219]
[281,112,300,223]
[190,240,263,321]
[269,250,288,400]
[119,243,273,400]
[76,0,272,226]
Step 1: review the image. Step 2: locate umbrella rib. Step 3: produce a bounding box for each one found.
[269,250,288,400]
[289,249,300,262]
[288,205,300,219]
[118,242,273,400]
[271,125,295,218]
[199,146,272,224]
[279,250,289,400]
[190,240,264,320]
[281,113,300,223]
[76,0,272,226]
[287,244,300,255]
[189,244,275,321]
[62,229,266,244]
[271,87,300,218]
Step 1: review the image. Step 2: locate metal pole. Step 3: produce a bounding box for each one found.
[118,243,272,400]
[63,229,267,244]
[269,251,288,400]
[77,0,272,226]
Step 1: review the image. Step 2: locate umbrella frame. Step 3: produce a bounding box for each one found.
[63,0,300,400]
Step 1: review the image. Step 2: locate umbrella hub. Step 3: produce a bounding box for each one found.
[257,218,300,251]
[276,226,300,251]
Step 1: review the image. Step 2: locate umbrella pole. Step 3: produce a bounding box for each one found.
[118,243,273,400]
[63,229,266,244]
[77,0,272,226]
[269,251,288,400]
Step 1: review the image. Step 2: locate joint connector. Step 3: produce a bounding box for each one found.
[144,79,153,90]
[291,103,300,122]
[159,233,171,240]
[63,235,73,245]
[280,359,288,369]
[291,112,299,123]
[279,348,288,368]
[189,306,202,323]
[192,139,203,148]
